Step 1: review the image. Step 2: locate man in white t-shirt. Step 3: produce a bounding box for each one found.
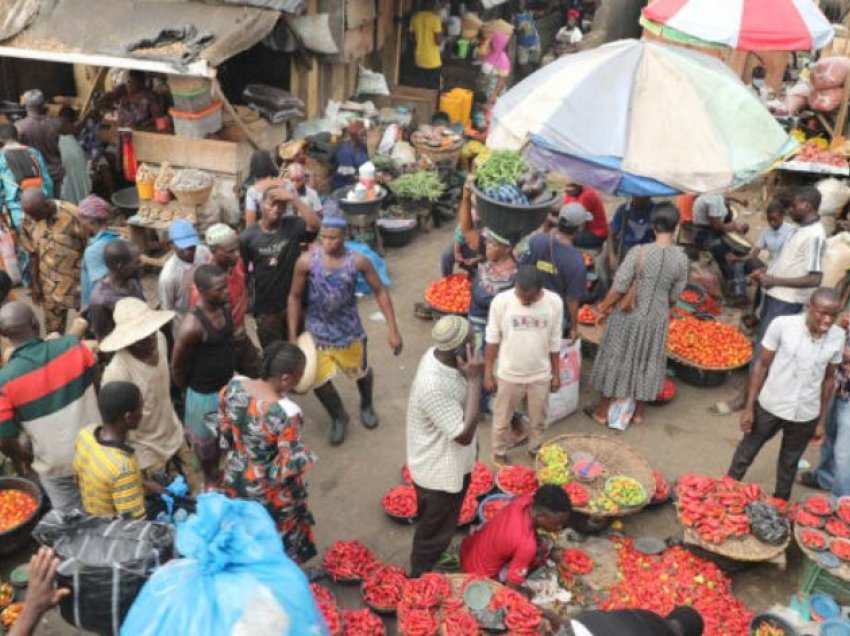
[485,265,563,466]
[752,187,826,351]
[728,287,845,500]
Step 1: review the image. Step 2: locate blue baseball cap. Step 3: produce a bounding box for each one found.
[169,219,200,249]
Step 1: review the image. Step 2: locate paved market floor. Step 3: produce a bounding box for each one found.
[2,219,818,634]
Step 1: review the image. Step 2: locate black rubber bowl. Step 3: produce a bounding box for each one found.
[471,185,559,243]
[333,187,387,220]
[0,477,42,556]
[377,218,418,248]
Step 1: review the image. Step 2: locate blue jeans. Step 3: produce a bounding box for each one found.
[816,397,850,496]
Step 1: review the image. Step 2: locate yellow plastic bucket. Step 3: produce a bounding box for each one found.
[136,180,154,201]
[440,88,473,128]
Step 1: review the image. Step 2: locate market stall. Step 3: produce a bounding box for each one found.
[794,494,850,604]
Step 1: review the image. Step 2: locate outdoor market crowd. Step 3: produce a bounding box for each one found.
[0,85,846,636]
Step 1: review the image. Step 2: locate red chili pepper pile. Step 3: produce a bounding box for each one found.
[311,583,343,635]
[489,587,541,634]
[563,482,589,507]
[826,518,850,538]
[382,485,418,518]
[496,465,539,497]
[458,493,479,526]
[0,490,37,532]
[676,474,766,544]
[468,462,495,497]
[795,508,824,528]
[425,274,472,315]
[654,379,676,402]
[561,549,594,575]
[324,540,378,581]
[441,608,479,635]
[667,316,752,369]
[577,304,597,325]
[600,538,753,635]
[481,497,512,522]
[401,573,451,609]
[799,528,828,550]
[397,606,439,636]
[342,608,386,636]
[362,564,407,610]
[652,471,670,505]
[832,537,850,561]
[806,495,834,516]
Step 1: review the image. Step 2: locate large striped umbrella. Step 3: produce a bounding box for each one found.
[487,40,797,196]
[641,0,834,51]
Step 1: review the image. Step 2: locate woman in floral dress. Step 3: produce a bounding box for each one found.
[219,341,317,563]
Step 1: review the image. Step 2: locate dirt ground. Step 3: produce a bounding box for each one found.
[1,214,821,634]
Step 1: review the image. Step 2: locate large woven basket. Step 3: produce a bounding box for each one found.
[683,526,789,563]
[413,139,463,169]
[171,184,213,206]
[795,525,850,581]
[534,434,655,518]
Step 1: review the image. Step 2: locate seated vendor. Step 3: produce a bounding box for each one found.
[332,120,369,191]
[691,192,750,303]
[99,70,163,131]
[460,485,572,588]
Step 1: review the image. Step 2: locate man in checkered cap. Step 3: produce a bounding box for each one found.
[406,315,484,577]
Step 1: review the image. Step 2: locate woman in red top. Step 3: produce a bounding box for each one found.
[564,183,608,250]
[460,485,572,587]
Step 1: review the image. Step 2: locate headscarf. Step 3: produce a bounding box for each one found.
[483,32,511,74]
[322,215,348,229]
[432,316,470,352]
[78,195,112,220]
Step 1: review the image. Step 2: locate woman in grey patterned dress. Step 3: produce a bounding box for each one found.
[587,203,689,425]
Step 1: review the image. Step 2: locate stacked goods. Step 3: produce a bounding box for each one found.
[600,537,753,635]
[667,317,752,369]
[795,140,848,168]
[676,475,789,546]
[424,274,472,314]
[809,57,850,113]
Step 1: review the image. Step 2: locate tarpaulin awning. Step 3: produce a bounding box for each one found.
[0,0,281,77]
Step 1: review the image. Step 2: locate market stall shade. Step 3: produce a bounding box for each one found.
[487,39,797,196]
[641,0,834,51]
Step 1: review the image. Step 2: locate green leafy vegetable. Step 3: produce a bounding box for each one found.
[475,150,527,190]
[389,171,445,202]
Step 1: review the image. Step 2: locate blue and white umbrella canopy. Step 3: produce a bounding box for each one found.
[487,39,798,196]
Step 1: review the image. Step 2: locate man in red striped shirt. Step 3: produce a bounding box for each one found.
[0,302,99,511]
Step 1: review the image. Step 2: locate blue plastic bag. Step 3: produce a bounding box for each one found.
[346,240,390,295]
[121,493,326,636]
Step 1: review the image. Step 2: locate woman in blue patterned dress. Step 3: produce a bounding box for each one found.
[218,341,317,563]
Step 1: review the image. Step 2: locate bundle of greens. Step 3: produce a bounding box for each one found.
[474,150,528,190]
[389,171,445,202]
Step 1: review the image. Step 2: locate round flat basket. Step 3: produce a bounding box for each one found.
[172,184,213,206]
[534,435,655,518]
[412,139,463,169]
[682,525,790,563]
[797,525,850,582]
[445,573,504,598]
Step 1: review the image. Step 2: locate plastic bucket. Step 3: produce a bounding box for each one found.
[136,180,154,201]
[457,38,470,59]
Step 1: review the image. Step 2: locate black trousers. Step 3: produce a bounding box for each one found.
[410,473,470,577]
[728,402,817,500]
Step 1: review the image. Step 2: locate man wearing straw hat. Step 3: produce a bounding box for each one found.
[407,315,483,577]
[101,297,200,494]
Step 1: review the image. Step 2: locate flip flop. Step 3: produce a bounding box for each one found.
[708,402,732,417]
[582,405,607,427]
[414,302,434,321]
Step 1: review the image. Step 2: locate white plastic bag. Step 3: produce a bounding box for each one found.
[547,339,581,425]
[607,397,636,432]
[357,66,390,96]
[823,233,850,288]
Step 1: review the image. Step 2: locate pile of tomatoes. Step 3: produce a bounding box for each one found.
[600,538,753,635]
[481,497,513,522]
[496,465,539,497]
[424,274,472,315]
[561,549,594,576]
[458,493,479,526]
[577,305,598,325]
[795,495,850,560]
[676,474,770,544]
[563,482,589,507]
[667,316,752,369]
[0,490,37,532]
[468,463,494,497]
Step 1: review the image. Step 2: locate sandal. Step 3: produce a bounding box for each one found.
[582,405,607,427]
[414,302,433,321]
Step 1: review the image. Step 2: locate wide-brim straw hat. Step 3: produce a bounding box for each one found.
[99,297,175,353]
[293,331,318,394]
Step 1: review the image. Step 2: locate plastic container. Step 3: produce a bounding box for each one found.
[748,612,799,635]
[822,617,850,636]
[456,38,470,59]
[812,593,841,622]
[0,477,42,556]
[136,180,154,201]
[171,86,213,113]
[170,101,223,139]
[472,185,559,244]
[801,557,850,605]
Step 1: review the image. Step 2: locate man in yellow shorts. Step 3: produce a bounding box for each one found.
[288,216,403,445]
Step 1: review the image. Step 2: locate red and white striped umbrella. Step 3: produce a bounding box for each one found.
[642,0,834,51]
